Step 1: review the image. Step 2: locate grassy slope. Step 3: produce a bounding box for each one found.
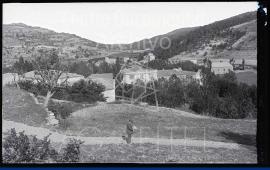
[49,141,256,163]
[2,87,257,163]
[2,86,48,127]
[62,103,256,146]
[2,86,256,147]
[78,144,256,163]
[236,71,257,86]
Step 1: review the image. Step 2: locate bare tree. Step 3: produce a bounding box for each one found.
[32,49,68,108]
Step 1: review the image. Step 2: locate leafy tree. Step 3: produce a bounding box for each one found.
[32,49,68,108]
[242,59,245,70]
[68,79,106,103]
[69,62,92,77]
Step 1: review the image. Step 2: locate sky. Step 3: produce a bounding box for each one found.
[3,2,258,44]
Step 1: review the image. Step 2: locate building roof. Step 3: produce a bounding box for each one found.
[88,57,105,62]
[210,59,230,63]
[157,69,196,78]
[87,73,114,90]
[211,62,233,68]
[121,65,155,74]
[88,73,113,80]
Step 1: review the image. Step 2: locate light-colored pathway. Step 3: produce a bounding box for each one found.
[3,120,243,150]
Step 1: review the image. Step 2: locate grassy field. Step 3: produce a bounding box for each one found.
[236,71,257,86]
[57,103,257,147]
[2,86,48,127]
[2,86,256,147]
[2,86,94,127]
[2,86,257,163]
[50,142,256,163]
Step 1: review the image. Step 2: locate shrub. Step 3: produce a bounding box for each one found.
[2,128,83,163]
[59,138,84,162]
[2,128,57,163]
[215,97,238,118]
[18,80,35,91]
[185,83,205,113]
[17,79,106,104]
[68,79,106,103]
[48,101,73,119]
[53,88,70,100]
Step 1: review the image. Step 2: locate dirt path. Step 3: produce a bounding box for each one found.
[3,120,243,150]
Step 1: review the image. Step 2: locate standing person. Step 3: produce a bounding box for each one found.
[122,119,136,144]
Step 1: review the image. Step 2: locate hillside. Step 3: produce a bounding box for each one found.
[2,23,111,66]
[153,11,257,60]
[2,11,257,67]
[105,26,198,51]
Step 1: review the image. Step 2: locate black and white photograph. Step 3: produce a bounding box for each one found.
[2,2,260,164]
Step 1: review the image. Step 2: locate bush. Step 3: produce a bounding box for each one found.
[18,80,35,91]
[48,101,73,119]
[59,138,84,162]
[53,88,70,100]
[68,79,106,103]
[2,128,84,163]
[3,128,57,163]
[18,79,106,104]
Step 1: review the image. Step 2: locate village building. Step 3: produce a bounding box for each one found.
[140,52,156,64]
[88,57,107,66]
[121,65,158,84]
[211,62,234,75]
[157,68,202,85]
[210,58,230,63]
[104,56,117,64]
[2,73,20,86]
[121,64,202,85]
[89,55,131,66]
[87,73,115,102]
[168,56,204,66]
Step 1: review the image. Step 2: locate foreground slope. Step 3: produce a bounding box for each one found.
[2,87,257,163]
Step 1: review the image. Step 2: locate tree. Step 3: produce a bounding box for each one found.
[32,49,67,108]
[69,62,92,78]
[12,56,34,89]
[68,79,106,103]
[114,57,121,77]
[242,59,245,70]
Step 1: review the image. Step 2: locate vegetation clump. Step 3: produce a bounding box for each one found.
[3,128,84,163]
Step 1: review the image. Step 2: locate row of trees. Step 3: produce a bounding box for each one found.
[116,68,257,119]
[68,59,121,78]
[148,59,202,72]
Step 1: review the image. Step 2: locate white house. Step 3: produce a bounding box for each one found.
[141,52,156,63]
[2,73,19,86]
[169,56,201,65]
[104,57,117,64]
[87,73,115,102]
[121,65,158,84]
[211,62,234,75]
[157,69,202,85]
[210,59,230,63]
